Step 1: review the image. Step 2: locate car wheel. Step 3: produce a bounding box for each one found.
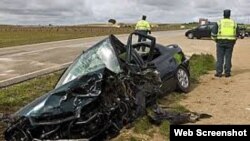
[187,33,194,39]
[176,66,190,93]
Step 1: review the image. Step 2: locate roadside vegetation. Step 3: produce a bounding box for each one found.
[189,54,215,82]
[0,53,215,140]
[0,23,198,48]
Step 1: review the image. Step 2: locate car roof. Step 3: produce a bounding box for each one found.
[201,22,216,26]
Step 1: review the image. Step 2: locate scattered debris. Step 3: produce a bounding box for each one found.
[148,106,212,125]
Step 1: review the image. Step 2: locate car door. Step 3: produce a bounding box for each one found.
[150,48,178,92]
[207,24,215,37]
[197,25,209,37]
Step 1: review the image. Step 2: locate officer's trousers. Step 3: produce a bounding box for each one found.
[216,43,235,75]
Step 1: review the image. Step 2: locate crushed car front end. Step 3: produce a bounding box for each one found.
[4,35,161,141]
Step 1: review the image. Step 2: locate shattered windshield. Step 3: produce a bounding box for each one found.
[56,38,122,88]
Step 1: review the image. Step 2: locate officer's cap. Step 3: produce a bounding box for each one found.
[223,9,231,18]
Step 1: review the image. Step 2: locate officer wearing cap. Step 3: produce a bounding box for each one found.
[211,9,239,77]
[135,15,151,51]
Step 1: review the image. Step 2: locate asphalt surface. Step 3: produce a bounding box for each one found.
[0,30,204,87]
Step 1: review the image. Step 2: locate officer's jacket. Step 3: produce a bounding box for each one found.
[211,18,239,44]
[135,20,151,31]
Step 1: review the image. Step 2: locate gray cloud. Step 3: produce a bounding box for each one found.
[0,0,249,25]
[0,0,94,24]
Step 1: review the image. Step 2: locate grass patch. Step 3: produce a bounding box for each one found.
[129,136,139,141]
[133,117,152,134]
[158,93,189,113]
[159,120,170,138]
[189,54,215,82]
[0,71,62,113]
[0,26,133,48]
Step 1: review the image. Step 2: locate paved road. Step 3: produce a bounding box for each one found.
[0,30,191,87]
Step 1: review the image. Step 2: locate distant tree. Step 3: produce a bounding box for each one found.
[108,19,116,24]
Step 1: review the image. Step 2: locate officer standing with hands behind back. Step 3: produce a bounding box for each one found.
[211,9,238,78]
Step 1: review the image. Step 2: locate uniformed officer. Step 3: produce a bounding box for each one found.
[135,15,151,51]
[211,9,238,77]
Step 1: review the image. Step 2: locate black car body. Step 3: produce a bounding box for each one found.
[185,23,216,39]
[4,32,190,140]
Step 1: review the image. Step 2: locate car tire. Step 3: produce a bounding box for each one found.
[187,33,194,39]
[176,66,190,93]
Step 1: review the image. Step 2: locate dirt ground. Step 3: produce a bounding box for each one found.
[172,36,250,124]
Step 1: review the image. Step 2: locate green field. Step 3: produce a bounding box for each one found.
[0,25,133,48]
[0,23,196,48]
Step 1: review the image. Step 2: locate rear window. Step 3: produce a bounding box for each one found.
[199,25,207,29]
[208,24,215,29]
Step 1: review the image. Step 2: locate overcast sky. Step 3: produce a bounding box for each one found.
[0,0,249,25]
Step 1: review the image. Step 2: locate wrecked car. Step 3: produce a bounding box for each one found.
[4,32,190,140]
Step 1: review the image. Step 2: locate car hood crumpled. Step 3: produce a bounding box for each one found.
[14,68,105,120]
